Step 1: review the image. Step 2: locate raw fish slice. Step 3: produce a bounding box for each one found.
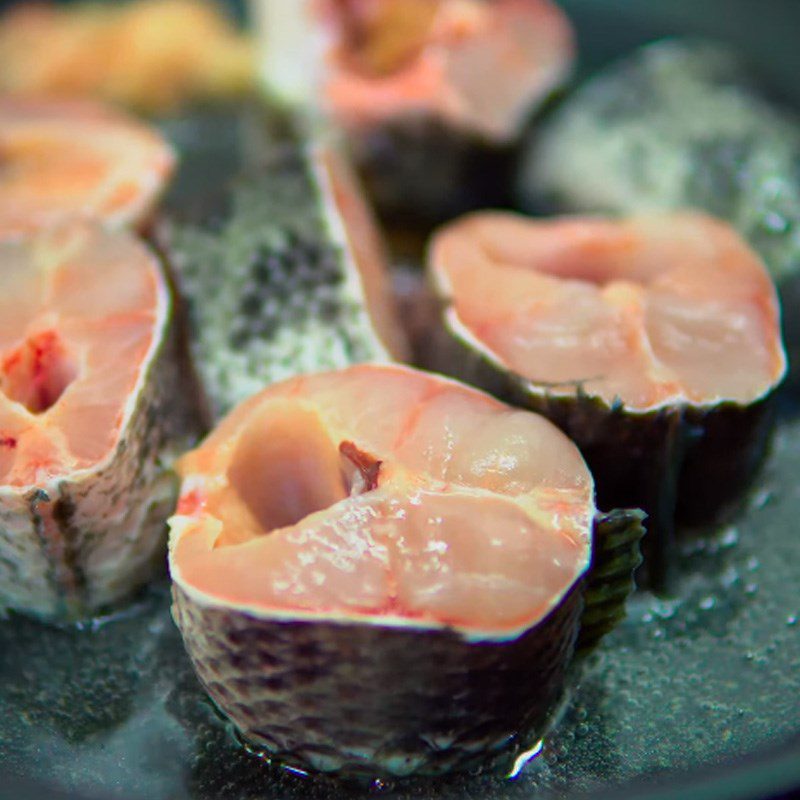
[428,211,786,581]
[169,364,617,778]
[0,97,174,239]
[0,224,198,618]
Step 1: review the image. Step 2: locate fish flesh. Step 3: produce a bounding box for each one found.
[428,211,786,580]
[168,363,629,777]
[0,97,175,239]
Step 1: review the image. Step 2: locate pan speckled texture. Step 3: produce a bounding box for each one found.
[2,1,800,798]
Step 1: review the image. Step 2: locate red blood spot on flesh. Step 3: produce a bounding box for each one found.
[339,440,382,492]
[177,489,206,516]
[0,329,77,414]
[0,436,17,448]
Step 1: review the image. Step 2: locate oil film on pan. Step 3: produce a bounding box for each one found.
[0,1,799,799]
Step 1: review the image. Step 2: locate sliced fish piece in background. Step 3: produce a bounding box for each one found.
[0,224,199,619]
[0,97,175,239]
[257,0,575,228]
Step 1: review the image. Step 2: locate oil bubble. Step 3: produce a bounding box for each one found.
[750,489,773,510]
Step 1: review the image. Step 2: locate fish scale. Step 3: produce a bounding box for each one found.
[519,39,800,285]
[163,143,404,421]
[171,568,584,778]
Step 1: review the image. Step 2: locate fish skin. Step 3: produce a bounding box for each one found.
[171,579,583,779]
[348,116,516,229]
[0,244,201,620]
[577,508,646,655]
[162,142,401,421]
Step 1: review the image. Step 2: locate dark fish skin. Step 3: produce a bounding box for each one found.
[171,581,583,779]
[0,283,202,620]
[169,505,643,780]
[578,509,646,655]
[349,117,516,232]
[426,320,775,587]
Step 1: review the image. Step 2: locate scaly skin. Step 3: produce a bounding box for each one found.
[171,580,583,779]
[347,116,516,230]
[163,143,402,420]
[170,507,644,778]
[520,40,800,285]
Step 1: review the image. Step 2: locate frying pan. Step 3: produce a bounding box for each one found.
[1,1,799,799]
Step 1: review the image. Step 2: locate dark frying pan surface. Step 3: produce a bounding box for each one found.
[1,2,799,799]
